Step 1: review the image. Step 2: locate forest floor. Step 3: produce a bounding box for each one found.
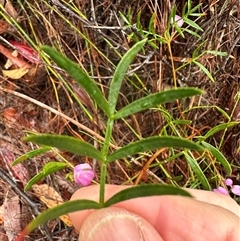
[0,0,239,240]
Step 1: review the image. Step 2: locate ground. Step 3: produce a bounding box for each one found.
[0,0,239,240]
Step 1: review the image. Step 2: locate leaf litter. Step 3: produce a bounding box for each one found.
[0,0,239,240]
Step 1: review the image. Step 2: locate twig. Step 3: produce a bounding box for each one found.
[0,86,118,149]
[0,168,53,241]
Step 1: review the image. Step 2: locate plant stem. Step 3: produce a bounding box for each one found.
[99,118,114,205]
[99,163,107,206]
[167,42,177,88]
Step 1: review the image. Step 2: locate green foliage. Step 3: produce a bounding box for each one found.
[17,26,234,236]
[12,147,51,166]
[201,141,232,174]
[107,136,203,163]
[113,88,203,119]
[108,39,147,114]
[41,46,110,117]
[25,184,192,233]
[24,162,68,191]
[184,152,211,190]
[24,135,104,162]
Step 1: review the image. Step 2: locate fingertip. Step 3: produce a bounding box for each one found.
[79,207,163,241]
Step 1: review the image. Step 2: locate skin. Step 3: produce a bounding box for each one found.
[69,185,240,241]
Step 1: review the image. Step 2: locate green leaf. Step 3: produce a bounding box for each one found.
[24,162,68,191]
[104,184,193,207]
[184,152,211,190]
[41,46,110,117]
[107,136,204,162]
[201,141,232,174]
[183,28,201,38]
[12,147,51,166]
[193,61,214,82]
[108,39,147,114]
[24,134,104,162]
[205,50,228,57]
[201,122,239,140]
[113,88,203,119]
[183,17,203,31]
[26,199,100,234]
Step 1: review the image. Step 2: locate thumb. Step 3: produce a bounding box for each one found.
[79,207,163,241]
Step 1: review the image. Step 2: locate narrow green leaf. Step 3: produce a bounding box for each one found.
[41,46,110,117]
[104,184,192,207]
[193,61,214,82]
[26,200,100,234]
[188,3,202,14]
[205,50,228,57]
[202,122,239,140]
[201,141,232,174]
[12,147,51,166]
[25,162,68,191]
[24,134,104,162]
[113,88,203,119]
[184,153,211,190]
[107,136,204,162]
[108,39,147,114]
[183,28,201,38]
[183,18,203,31]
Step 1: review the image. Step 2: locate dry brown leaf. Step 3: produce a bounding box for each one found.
[3,193,21,241]
[2,66,29,79]
[4,50,18,69]
[3,0,18,19]
[0,204,4,224]
[32,184,72,227]
[0,20,9,34]
[0,146,29,185]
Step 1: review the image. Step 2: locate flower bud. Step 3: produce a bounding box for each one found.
[231,185,240,196]
[213,186,228,195]
[170,15,184,28]
[74,163,94,186]
[225,178,233,186]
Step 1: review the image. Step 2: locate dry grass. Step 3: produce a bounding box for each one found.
[0,0,239,240]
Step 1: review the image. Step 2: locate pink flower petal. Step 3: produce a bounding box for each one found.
[74,163,94,186]
[225,178,233,186]
[231,185,240,196]
[213,186,229,195]
[170,15,184,28]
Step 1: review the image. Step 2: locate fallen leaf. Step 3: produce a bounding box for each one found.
[0,44,31,68]
[3,0,18,19]
[3,193,21,241]
[0,146,29,185]
[0,20,9,34]
[2,66,29,79]
[0,204,4,224]
[32,184,73,227]
[4,50,18,69]
[9,41,41,64]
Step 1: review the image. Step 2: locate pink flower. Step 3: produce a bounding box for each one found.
[225,178,233,186]
[74,163,94,186]
[214,178,240,197]
[231,185,240,196]
[170,15,184,28]
[213,186,229,195]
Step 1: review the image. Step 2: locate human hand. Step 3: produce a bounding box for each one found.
[69,185,240,241]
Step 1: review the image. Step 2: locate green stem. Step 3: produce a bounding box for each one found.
[99,118,114,205]
[99,163,107,206]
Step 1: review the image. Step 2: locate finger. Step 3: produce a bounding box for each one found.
[79,207,163,241]
[70,184,240,226]
[69,185,240,241]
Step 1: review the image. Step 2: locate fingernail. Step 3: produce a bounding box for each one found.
[80,208,153,241]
